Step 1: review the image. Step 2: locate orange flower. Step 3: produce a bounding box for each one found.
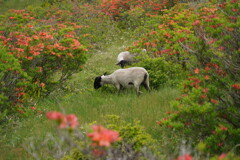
[40,83,45,88]
[220,125,228,131]
[87,125,120,147]
[205,75,210,80]
[194,68,200,74]
[28,25,33,28]
[192,20,201,26]
[211,99,218,104]
[232,84,240,90]
[66,114,79,129]
[31,106,36,111]
[46,111,79,129]
[177,154,192,160]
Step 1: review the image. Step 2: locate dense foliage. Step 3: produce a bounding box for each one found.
[0,0,239,159]
[128,0,240,155]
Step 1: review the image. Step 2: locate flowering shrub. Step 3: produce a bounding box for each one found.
[25,112,160,159]
[98,0,178,29]
[128,0,239,155]
[0,8,89,95]
[0,44,36,122]
[99,0,178,19]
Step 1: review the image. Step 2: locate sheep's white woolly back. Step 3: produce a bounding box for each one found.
[117,51,132,62]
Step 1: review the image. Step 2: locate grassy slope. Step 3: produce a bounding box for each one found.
[0,39,179,159]
[0,0,42,14]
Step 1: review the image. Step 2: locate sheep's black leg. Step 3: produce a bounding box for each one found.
[143,83,150,92]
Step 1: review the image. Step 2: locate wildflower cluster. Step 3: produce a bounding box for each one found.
[46,111,79,129]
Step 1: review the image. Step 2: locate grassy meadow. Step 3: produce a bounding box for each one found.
[0,37,179,159]
[1,0,239,159]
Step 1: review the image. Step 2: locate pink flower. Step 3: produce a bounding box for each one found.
[192,20,201,26]
[66,114,79,128]
[31,106,36,111]
[219,153,227,160]
[46,111,64,121]
[177,154,192,160]
[87,125,120,147]
[46,112,79,129]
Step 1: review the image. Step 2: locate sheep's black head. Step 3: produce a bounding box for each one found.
[116,60,129,68]
[94,76,102,89]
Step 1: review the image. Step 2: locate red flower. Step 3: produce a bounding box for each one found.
[201,94,207,99]
[28,56,33,60]
[232,84,240,90]
[18,110,24,114]
[177,154,192,160]
[192,20,201,26]
[31,106,36,111]
[202,88,209,93]
[194,68,200,74]
[219,153,227,160]
[40,83,45,88]
[220,125,228,131]
[87,125,120,147]
[211,99,218,104]
[205,75,210,80]
[218,142,224,147]
[28,25,33,28]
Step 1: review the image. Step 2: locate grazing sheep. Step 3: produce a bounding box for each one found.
[116,49,146,68]
[94,67,150,95]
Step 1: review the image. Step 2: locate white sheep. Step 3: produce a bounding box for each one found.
[116,49,147,68]
[94,67,150,95]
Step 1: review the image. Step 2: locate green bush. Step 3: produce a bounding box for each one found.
[0,44,35,122]
[62,115,160,160]
[134,56,186,89]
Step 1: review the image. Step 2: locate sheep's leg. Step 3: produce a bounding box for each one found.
[134,84,141,96]
[143,77,150,92]
[115,84,121,95]
[143,83,150,92]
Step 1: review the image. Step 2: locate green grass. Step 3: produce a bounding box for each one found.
[0,33,179,160]
[0,0,42,14]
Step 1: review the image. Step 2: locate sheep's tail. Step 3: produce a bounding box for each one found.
[143,73,148,84]
[142,73,150,91]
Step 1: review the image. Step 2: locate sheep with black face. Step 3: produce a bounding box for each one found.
[94,67,150,95]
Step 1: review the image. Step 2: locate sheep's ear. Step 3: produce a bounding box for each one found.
[103,72,107,76]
